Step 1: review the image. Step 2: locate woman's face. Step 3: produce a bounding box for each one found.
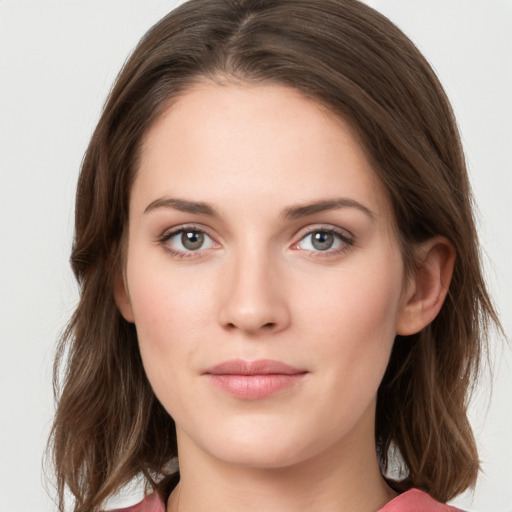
[118,82,410,469]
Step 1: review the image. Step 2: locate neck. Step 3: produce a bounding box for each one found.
[167,412,396,512]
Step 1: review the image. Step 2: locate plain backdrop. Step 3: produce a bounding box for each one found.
[0,1,511,511]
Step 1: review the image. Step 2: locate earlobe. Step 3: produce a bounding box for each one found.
[113,271,135,323]
[396,237,455,336]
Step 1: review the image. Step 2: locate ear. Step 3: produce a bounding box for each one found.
[396,237,455,336]
[113,271,135,323]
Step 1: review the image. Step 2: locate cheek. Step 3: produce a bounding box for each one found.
[127,239,211,333]
[299,254,402,337]
[343,266,402,339]
[294,249,404,388]
[124,250,214,390]
[128,275,209,420]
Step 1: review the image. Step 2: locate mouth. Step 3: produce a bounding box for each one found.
[203,359,308,400]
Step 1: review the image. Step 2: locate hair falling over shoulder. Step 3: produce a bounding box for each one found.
[48,1,502,510]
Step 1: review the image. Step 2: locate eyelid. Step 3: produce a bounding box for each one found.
[159,223,210,239]
[293,224,354,243]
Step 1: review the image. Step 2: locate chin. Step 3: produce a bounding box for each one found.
[196,422,328,470]
[213,444,305,469]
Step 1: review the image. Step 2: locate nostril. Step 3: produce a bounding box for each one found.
[224,321,276,332]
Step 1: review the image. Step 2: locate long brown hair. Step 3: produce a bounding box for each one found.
[49,0,500,510]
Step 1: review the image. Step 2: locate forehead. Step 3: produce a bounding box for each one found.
[134,81,391,221]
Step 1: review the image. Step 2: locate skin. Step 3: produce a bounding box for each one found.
[115,81,454,512]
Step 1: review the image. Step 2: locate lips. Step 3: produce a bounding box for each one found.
[204,359,307,400]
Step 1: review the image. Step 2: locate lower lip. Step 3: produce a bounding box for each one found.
[207,373,306,400]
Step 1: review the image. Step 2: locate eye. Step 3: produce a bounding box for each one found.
[294,228,353,253]
[160,227,217,254]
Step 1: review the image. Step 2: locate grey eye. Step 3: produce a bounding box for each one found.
[163,228,216,253]
[181,231,205,250]
[296,229,350,253]
[310,231,334,251]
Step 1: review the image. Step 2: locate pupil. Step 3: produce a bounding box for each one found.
[312,231,334,250]
[182,231,204,250]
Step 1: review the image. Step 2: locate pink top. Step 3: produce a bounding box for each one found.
[111,488,464,511]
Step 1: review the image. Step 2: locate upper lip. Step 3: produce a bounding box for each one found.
[204,359,306,375]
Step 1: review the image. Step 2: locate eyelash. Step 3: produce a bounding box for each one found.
[158,224,217,260]
[157,225,355,260]
[293,227,354,257]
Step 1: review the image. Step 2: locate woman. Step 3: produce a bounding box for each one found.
[49,0,500,510]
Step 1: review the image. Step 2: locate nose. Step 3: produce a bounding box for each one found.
[217,248,291,335]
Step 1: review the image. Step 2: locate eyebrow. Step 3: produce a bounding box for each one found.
[144,197,217,216]
[144,196,375,221]
[282,198,375,221]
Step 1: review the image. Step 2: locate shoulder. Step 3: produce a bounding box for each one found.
[109,493,165,512]
[379,489,465,512]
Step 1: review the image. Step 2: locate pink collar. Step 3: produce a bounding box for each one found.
[379,488,464,511]
[112,488,463,512]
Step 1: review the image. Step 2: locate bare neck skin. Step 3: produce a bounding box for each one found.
[167,401,397,512]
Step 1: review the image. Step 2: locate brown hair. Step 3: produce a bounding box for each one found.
[49,0,500,510]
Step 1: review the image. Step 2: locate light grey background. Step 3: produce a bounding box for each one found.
[0,1,510,511]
